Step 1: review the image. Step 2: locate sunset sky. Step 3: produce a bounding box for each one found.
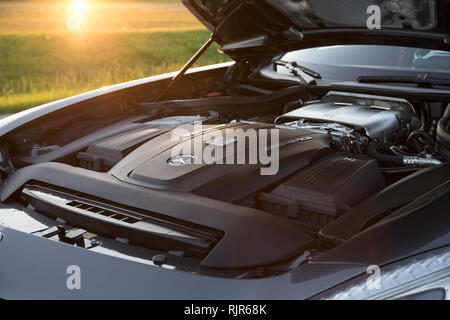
[0,0,202,33]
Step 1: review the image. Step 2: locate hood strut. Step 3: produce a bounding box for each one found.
[156,34,216,101]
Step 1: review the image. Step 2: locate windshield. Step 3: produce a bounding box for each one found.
[283,45,450,74]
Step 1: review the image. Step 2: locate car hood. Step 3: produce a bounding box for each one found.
[183,0,450,58]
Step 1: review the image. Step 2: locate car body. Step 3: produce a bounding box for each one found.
[0,0,449,299]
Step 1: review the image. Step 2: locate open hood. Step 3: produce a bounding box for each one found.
[182,0,450,58]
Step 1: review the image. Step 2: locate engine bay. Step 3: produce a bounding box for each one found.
[0,68,449,277]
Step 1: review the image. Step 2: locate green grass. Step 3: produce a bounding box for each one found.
[0,1,229,112]
[0,30,228,112]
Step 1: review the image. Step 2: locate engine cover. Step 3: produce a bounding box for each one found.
[260,153,385,230]
[110,122,332,202]
[277,91,420,142]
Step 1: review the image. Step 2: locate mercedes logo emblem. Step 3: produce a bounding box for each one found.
[167,154,197,167]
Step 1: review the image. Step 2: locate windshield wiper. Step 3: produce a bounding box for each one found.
[358,74,450,88]
[274,60,321,84]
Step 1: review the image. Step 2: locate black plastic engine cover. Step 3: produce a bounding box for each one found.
[260,153,385,230]
[77,126,171,171]
[110,122,332,202]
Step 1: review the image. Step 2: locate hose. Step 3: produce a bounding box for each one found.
[367,141,404,166]
[406,130,431,149]
[368,141,442,167]
[381,167,422,174]
[441,103,450,128]
[389,146,417,157]
[437,103,450,160]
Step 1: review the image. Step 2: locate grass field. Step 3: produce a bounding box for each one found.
[0,1,229,112]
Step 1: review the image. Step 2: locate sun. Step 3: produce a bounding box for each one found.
[67,0,88,31]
